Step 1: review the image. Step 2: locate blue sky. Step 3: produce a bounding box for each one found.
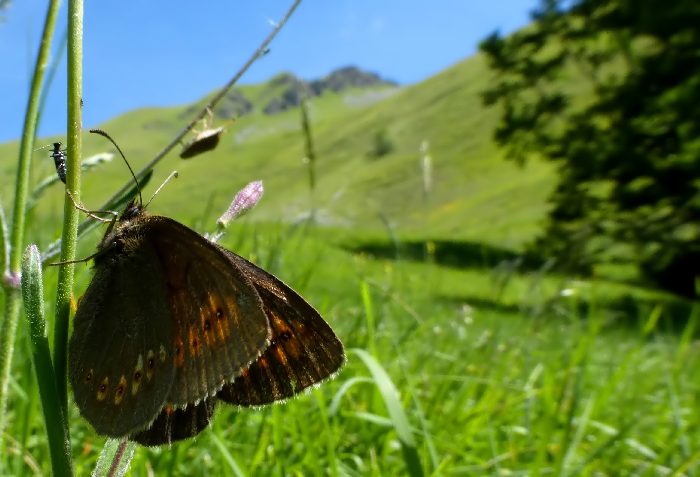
[0,0,536,143]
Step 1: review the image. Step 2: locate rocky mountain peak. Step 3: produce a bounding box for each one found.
[203,66,396,118]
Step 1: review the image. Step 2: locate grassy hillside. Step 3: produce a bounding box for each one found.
[0,54,555,253]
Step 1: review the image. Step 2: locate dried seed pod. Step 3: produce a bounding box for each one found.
[179,127,225,159]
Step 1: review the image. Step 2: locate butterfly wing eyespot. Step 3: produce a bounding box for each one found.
[140,216,271,407]
[216,250,345,406]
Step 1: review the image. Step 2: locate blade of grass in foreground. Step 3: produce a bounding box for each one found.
[21,245,72,476]
[210,433,246,477]
[360,281,378,357]
[351,348,424,477]
[313,388,339,477]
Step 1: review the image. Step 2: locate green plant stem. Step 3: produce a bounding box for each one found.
[300,94,317,217]
[0,205,8,275]
[91,439,136,477]
[0,0,62,441]
[21,245,73,476]
[53,0,83,424]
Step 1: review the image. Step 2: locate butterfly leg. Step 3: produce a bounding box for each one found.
[66,189,118,223]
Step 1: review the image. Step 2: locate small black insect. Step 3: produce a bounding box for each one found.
[51,142,67,183]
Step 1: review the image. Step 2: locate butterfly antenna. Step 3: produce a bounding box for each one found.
[89,128,143,206]
[145,171,179,208]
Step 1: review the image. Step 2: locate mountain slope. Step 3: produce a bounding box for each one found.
[1,59,555,251]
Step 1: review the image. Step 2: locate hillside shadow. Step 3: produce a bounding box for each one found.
[439,289,697,333]
[345,239,698,332]
[343,239,547,271]
[437,294,523,315]
[605,293,698,333]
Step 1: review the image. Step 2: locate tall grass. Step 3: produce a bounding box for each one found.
[2,206,700,475]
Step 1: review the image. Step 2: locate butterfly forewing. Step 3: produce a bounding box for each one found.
[216,250,345,406]
[69,243,176,437]
[131,398,217,446]
[142,217,272,406]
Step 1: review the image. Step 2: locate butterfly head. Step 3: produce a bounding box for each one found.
[120,198,146,221]
[94,198,147,262]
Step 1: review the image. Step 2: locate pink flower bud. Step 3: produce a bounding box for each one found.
[217,180,264,227]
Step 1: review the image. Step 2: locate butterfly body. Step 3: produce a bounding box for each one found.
[69,200,344,444]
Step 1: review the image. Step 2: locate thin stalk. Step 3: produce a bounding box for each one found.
[300,93,317,218]
[53,0,83,424]
[0,0,62,440]
[0,204,7,277]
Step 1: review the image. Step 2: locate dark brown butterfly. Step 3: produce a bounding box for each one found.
[68,199,345,445]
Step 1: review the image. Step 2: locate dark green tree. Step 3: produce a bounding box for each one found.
[480,0,700,297]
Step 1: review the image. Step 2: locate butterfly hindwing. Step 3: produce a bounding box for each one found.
[216,250,345,406]
[131,398,217,446]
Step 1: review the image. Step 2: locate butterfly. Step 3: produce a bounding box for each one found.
[68,198,345,445]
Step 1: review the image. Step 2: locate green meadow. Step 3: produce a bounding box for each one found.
[1,51,699,476]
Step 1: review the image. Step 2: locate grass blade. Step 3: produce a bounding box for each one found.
[21,245,73,476]
[210,433,247,477]
[351,348,424,477]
